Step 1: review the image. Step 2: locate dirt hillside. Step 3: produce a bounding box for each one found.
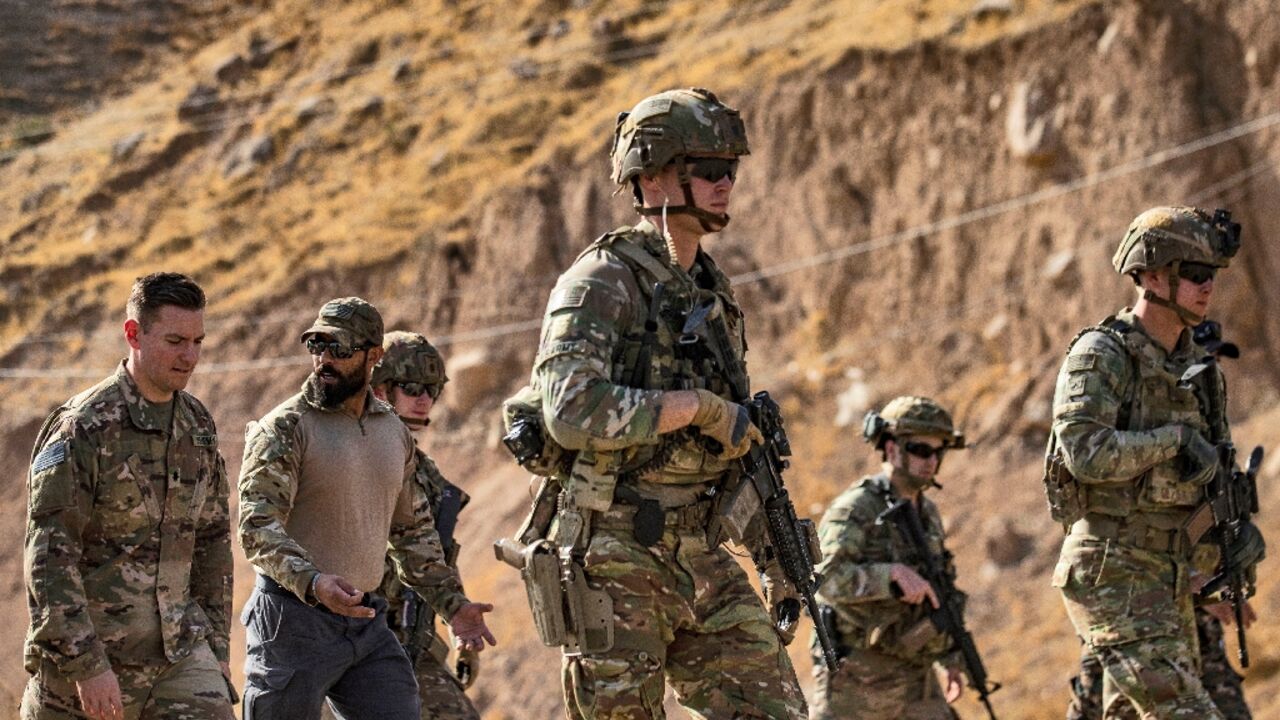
[3,1,1280,718]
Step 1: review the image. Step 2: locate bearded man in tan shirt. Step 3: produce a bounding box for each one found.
[237,297,495,720]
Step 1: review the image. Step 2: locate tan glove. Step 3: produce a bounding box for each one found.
[455,647,479,689]
[690,389,763,460]
[760,564,802,646]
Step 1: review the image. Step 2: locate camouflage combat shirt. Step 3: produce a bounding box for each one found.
[814,474,963,667]
[535,220,749,497]
[237,381,467,619]
[1052,309,1222,525]
[25,362,233,681]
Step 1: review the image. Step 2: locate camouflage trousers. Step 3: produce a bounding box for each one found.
[1054,533,1224,719]
[562,519,807,719]
[809,647,955,720]
[412,651,479,720]
[21,640,235,720]
[1067,608,1250,720]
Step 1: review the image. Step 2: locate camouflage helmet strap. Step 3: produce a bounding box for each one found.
[635,153,731,232]
[1140,259,1203,326]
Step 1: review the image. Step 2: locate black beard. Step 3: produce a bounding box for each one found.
[310,365,367,408]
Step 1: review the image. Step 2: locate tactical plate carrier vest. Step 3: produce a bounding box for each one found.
[1043,316,1218,530]
[504,226,749,495]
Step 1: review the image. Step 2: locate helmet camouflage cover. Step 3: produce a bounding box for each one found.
[610,87,750,185]
[371,331,448,389]
[1112,206,1241,275]
[863,395,966,450]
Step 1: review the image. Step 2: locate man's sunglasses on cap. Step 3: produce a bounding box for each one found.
[304,336,372,359]
[1177,262,1217,285]
[394,381,443,401]
[902,440,946,461]
[687,157,738,184]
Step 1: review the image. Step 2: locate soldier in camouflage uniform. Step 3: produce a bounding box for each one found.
[369,331,480,720]
[1046,206,1265,719]
[237,298,494,720]
[512,88,806,719]
[23,272,235,720]
[809,396,968,720]
[1065,320,1254,720]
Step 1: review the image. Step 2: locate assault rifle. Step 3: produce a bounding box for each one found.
[684,296,839,670]
[1180,360,1264,668]
[877,499,999,719]
[739,391,840,671]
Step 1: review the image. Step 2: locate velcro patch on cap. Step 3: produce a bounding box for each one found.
[549,283,590,311]
[1067,354,1097,372]
[321,302,355,319]
[32,441,68,474]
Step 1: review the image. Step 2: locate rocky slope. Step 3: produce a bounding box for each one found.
[3,0,1280,717]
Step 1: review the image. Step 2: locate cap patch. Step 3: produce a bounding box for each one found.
[322,302,355,319]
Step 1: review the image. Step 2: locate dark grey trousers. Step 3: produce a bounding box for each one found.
[241,579,420,720]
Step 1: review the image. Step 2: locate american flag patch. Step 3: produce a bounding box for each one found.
[32,441,68,474]
[550,284,589,310]
[321,302,355,319]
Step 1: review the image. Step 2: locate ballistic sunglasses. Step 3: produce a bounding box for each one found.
[903,441,946,461]
[1177,262,1217,285]
[304,337,372,359]
[394,381,443,400]
[687,157,738,184]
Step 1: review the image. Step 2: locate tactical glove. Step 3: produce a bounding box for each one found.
[1178,426,1218,485]
[1227,521,1266,572]
[760,564,801,646]
[690,389,762,461]
[455,647,479,689]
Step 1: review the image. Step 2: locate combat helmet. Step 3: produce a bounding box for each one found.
[1112,206,1242,324]
[371,331,448,392]
[863,396,966,451]
[610,87,749,232]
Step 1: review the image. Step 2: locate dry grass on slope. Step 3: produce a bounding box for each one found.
[0,0,1097,364]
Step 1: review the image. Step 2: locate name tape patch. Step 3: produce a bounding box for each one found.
[192,434,217,447]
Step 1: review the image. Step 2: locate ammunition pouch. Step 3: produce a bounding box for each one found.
[893,617,945,656]
[863,614,951,664]
[566,452,619,512]
[502,384,573,477]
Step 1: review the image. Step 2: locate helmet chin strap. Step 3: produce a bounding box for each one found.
[637,155,731,232]
[1142,260,1204,326]
[400,415,429,429]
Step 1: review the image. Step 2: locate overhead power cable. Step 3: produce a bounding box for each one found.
[1,116,1274,381]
